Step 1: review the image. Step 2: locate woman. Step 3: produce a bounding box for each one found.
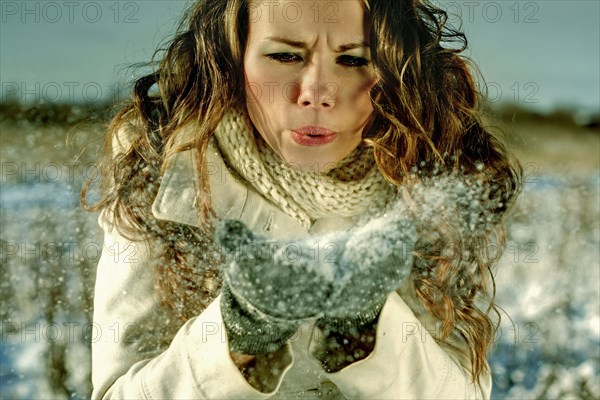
[84,0,522,398]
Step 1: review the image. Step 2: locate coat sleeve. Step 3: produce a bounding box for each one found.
[91,211,294,399]
[319,289,492,399]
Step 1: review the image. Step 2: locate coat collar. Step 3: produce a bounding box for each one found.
[150,123,246,228]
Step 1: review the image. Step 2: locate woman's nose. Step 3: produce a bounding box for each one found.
[296,61,337,110]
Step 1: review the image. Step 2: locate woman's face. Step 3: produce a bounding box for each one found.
[243,0,377,172]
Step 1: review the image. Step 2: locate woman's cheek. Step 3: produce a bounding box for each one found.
[247,71,290,104]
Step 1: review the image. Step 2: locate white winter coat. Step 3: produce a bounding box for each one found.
[91,125,492,399]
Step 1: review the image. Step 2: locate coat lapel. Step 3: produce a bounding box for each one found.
[150,127,309,239]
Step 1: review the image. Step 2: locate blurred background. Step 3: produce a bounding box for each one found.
[1,1,598,398]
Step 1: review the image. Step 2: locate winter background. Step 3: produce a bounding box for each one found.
[1,1,599,399]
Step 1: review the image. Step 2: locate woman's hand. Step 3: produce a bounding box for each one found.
[216,219,342,321]
[324,214,416,330]
[216,219,343,356]
[310,212,416,372]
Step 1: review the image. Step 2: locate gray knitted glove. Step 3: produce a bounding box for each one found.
[309,208,417,372]
[215,219,337,355]
[318,214,417,336]
[216,210,416,353]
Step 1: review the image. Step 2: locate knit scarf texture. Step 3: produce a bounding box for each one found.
[212,107,397,229]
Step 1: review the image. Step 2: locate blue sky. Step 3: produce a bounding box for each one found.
[1,0,598,115]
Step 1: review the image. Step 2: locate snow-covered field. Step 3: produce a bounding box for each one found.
[491,172,600,399]
[1,120,598,399]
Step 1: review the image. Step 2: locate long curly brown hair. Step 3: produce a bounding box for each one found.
[83,0,522,384]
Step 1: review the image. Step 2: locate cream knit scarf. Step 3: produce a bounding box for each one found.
[213,107,397,229]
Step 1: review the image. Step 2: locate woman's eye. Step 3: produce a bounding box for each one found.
[266,53,369,68]
[338,55,369,68]
[266,53,302,63]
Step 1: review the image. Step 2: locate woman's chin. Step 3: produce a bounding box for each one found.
[280,152,340,174]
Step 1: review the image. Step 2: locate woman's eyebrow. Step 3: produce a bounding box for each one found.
[265,36,370,52]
